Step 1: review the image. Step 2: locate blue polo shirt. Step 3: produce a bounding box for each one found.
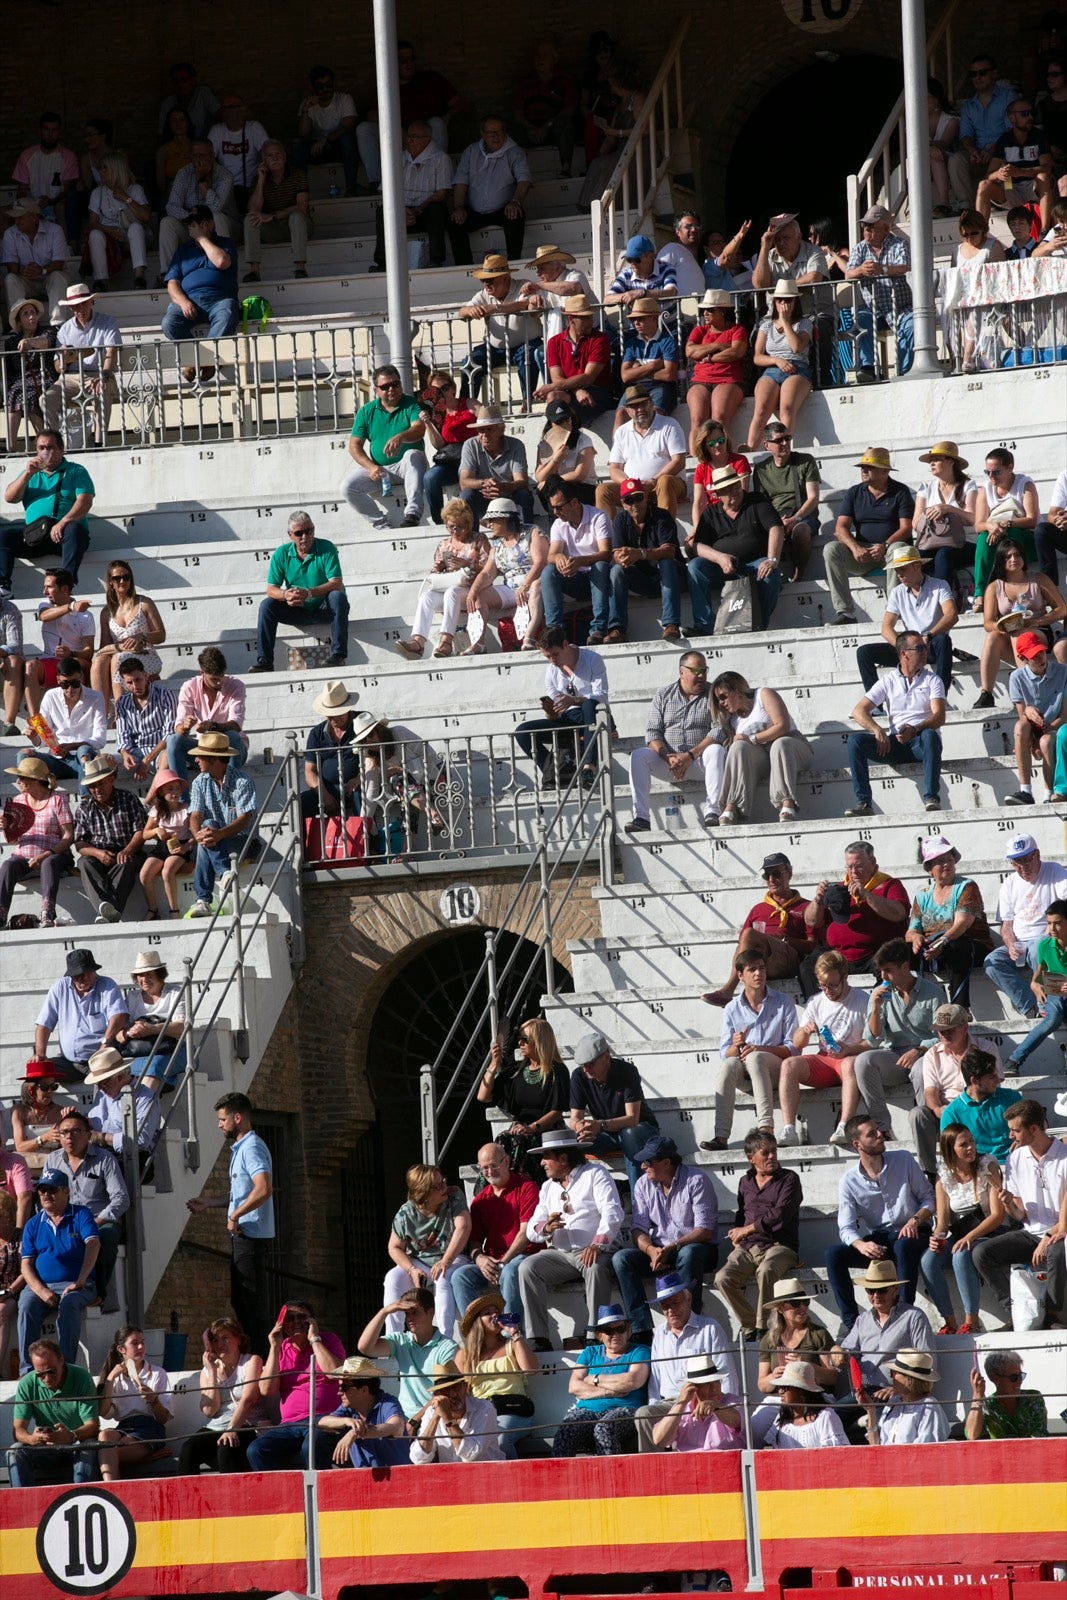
[21,1202,99,1284]
[622,330,678,368]
[325,1394,409,1466]
[959,82,1017,150]
[839,479,915,547]
[228,1129,274,1239]
[1007,660,1067,723]
[940,1086,1023,1163]
[35,974,127,1063]
[165,236,238,301]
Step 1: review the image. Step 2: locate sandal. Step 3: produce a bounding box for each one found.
[779,802,797,822]
[433,637,454,658]
[143,909,160,921]
[461,641,485,656]
[395,637,425,660]
[719,806,741,825]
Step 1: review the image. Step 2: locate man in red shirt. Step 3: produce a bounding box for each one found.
[451,1143,540,1326]
[704,852,816,1006]
[800,840,910,993]
[535,295,613,421]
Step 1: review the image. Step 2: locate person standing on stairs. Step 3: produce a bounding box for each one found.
[187,1092,274,1358]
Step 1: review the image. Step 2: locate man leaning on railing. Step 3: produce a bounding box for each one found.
[844,206,913,382]
[42,285,121,448]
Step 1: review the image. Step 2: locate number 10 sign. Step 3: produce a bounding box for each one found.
[37,1489,137,1595]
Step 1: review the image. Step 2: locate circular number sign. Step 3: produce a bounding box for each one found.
[439,884,481,924]
[37,1488,137,1596]
[781,0,863,31]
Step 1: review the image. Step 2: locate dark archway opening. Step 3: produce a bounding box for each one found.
[724,54,904,244]
[342,929,572,1334]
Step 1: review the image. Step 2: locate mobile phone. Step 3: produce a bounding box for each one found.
[541,696,556,717]
[277,1303,289,1327]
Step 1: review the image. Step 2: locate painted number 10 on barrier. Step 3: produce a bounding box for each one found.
[36,1490,137,1596]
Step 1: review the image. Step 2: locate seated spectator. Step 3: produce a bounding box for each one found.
[420,371,478,525]
[845,630,946,816]
[964,1348,1049,1439]
[860,1348,947,1444]
[1035,195,1067,254]
[91,560,167,723]
[626,651,725,834]
[971,447,1041,606]
[358,1283,458,1422]
[390,38,462,152]
[24,566,95,723]
[187,731,257,917]
[940,1047,1021,1161]
[801,839,910,992]
[114,948,188,1093]
[634,1274,736,1453]
[0,1191,23,1369]
[921,1122,1006,1335]
[73,756,146,924]
[516,41,578,177]
[166,645,247,781]
[396,498,490,661]
[0,755,73,929]
[11,1059,70,1169]
[946,55,1014,211]
[1036,461,1067,589]
[598,385,687,520]
[86,155,151,291]
[1008,631,1067,804]
[4,296,58,458]
[410,1361,506,1463]
[300,681,361,823]
[96,1323,172,1480]
[48,1109,128,1305]
[475,1022,569,1178]
[976,98,1053,227]
[751,211,828,308]
[17,1171,99,1368]
[912,1003,1003,1178]
[657,210,717,299]
[382,1163,471,1338]
[463,497,546,654]
[456,1292,539,1456]
[1008,899,1067,1074]
[1004,202,1039,259]
[606,477,681,644]
[703,853,815,1006]
[853,939,941,1146]
[687,469,785,637]
[177,1316,268,1474]
[8,1337,99,1487]
[756,1277,837,1395]
[520,246,594,351]
[826,447,915,626]
[701,223,746,290]
[243,141,310,282]
[688,422,751,533]
[976,542,1066,710]
[0,589,24,733]
[911,440,978,593]
[579,57,643,204]
[844,204,914,380]
[612,1135,717,1331]
[85,1049,160,1162]
[745,280,813,451]
[683,290,748,457]
[535,296,613,423]
[370,122,450,273]
[553,1305,650,1456]
[456,257,542,408]
[905,835,992,1009]
[535,399,598,512]
[340,363,427,528]
[830,1260,935,1404]
[983,835,1067,1022]
[539,480,612,645]
[757,1360,848,1449]
[158,144,238,276]
[157,108,194,197]
[246,1302,346,1471]
[161,206,239,352]
[568,1031,659,1197]
[857,546,956,697]
[448,118,532,265]
[251,510,348,672]
[710,672,812,826]
[618,298,678,421]
[826,1119,934,1329]
[752,424,818,582]
[514,624,609,787]
[293,66,364,200]
[14,112,78,237]
[459,404,534,526]
[207,93,269,213]
[709,953,797,1151]
[116,661,177,789]
[972,1098,1067,1326]
[1,199,69,320]
[452,1144,541,1322]
[34,946,127,1078]
[778,952,867,1148]
[349,711,446,848]
[0,430,95,595]
[604,233,677,307]
[714,1130,801,1338]
[310,1356,409,1470]
[518,1128,624,1351]
[158,62,219,142]
[651,1353,742,1452]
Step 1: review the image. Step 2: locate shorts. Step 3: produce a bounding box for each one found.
[759,361,813,387]
[37,657,60,689]
[106,1412,166,1444]
[800,1052,846,1087]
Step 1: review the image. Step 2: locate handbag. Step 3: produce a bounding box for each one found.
[433,443,462,466]
[713,573,757,635]
[303,813,366,864]
[914,505,967,551]
[23,464,66,555]
[492,1393,535,1418]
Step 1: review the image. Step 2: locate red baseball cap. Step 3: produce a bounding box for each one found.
[1015,631,1048,660]
[619,478,646,500]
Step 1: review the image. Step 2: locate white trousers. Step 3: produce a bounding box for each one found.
[158,213,238,274]
[383,1254,470,1340]
[412,574,469,638]
[88,221,147,276]
[629,744,726,820]
[5,270,68,318]
[340,451,426,518]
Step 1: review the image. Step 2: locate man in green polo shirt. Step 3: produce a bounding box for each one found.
[1008,899,1067,1075]
[9,1337,100,1486]
[0,429,95,595]
[340,362,426,528]
[250,510,349,670]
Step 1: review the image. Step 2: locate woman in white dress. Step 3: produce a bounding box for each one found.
[758,1359,849,1449]
[710,672,813,825]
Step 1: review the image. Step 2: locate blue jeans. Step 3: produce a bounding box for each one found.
[161,295,240,341]
[451,1257,525,1322]
[246,1422,310,1473]
[540,562,610,633]
[1009,995,1067,1069]
[847,728,942,805]
[0,518,91,587]
[1034,517,1067,584]
[611,1241,719,1333]
[256,591,349,667]
[855,308,914,375]
[857,637,951,696]
[466,341,541,405]
[461,485,536,528]
[194,836,248,903]
[166,730,247,781]
[21,744,97,783]
[920,1239,982,1323]
[825,1230,928,1327]
[18,1280,97,1371]
[7,1443,98,1488]
[686,557,782,634]
[292,132,359,194]
[425,461,461,523]
[514,699,599,774]
[983,942,1040,1020]
[608,557,681,631]
[128,1037,187,1091]
[581,1122,660,1201]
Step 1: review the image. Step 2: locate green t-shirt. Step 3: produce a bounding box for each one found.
[351,395,423,465]
[753,451,819,517]
[24,462,95,524]
[14,1362,98,1429]
[1036,934,1067,985]
[266,538,343,610]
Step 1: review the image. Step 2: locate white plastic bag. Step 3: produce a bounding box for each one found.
[1009,1263,1047,1331]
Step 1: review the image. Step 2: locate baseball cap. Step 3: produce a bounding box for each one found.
[761,852,792,875]
[823,884,853,923]
[624,233,655,260]
[1005,833,1039,860]
[1015,631,1048,660]
[36,1169,70,1190]
[619,477,645,500]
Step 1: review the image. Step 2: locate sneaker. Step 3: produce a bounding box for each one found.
[833,611,858,626]
[778,802,797,822]
[972,690,995,709]
[371,514,391,529]
[844,800,873,816]
[1004,1057,1022,1077]
[778,1127,800,1146]
[1054,1089,1067,1118]
[702,810,719,828]
[0,720,19,736]
[1005,789,1034,806]
[402,512,421,527]
[325,652,347,667]
[829,1123,849,1147]
[189,898,213,917]
[98,901,120,923]
[855,366,879,384]
[624,817,651,833]
[924,796,942,812]
[247,660,271,673]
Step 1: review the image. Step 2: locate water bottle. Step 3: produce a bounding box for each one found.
[664,804,681,832]
[328,181,340,198]
[817,1024,837,1052]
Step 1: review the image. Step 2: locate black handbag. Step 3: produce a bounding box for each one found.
[433,443,462,466]
[23,465,66,554]
[491,1393,535,1418]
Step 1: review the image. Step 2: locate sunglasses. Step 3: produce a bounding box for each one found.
[600,1323,628,1334]
[622,493,646,504]
[971,67,995,76]
[682,665,708,676]
[377,380,401,390]
[867,1286,894,1296]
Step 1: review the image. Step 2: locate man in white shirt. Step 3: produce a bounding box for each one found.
[540,476,612,640]
[971,1099,1067,1324]
[41,284,122,445]
[857,546,957,697]
[654,211,706,299]
[910,1002,1003,1175]
[25,567,94,719]
[598,386,688,519]
[294,65,372,197]
[1,199,69,317]
[514,624,609,787]
[409,1362,505,1464]
[371,121,452,270]
[22,656,105,782]
[983,834,1067,1017]
[633,1273,736,1451]
[846,631,946,816]
[208,94,270,207]
[1035,465,1067,583]
[518,1129,624,1350]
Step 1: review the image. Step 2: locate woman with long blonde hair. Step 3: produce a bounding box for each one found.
[477,1015,569,1174]
[87,152,152,289]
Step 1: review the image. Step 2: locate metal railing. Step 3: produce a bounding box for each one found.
[589,17,692,299]
[845,0,963,245]
[417,705,617,1167]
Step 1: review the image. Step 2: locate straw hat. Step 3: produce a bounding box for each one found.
[855,446,893,470]
[131,950,167,975]
[64,282,97,306]
[187,730,234,759]
[80,756,116,787]
[886,545,930,569]
[699,288,732,310]
[312,680,354,719]
[710,464,746,493]
[764,1277,811,1308]
[472,404,506,428]
[771,277,800,299]
[918,440,968,469]
[460,1292,505,1337]
[471,252,510,280]
[770,1359,823,1394]
[5,756,55,789]
[348,710,383,745]
[10,198,40,219]
[887,1348,939,1384]
[430,1360,467,1392]
[628,295,660,318]
[8,297,46,332]
[335,1355,387,1383]
[525,244,575,270]
[853,1259,907,1292]
[85,1046,129,1086]
[562,294,594,315]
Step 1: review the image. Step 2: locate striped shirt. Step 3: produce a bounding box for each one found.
[609,259,677,297]
[116,682,178,758]
[73,788,147,852]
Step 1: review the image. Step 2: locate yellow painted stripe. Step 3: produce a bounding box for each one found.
[320,1492,745,1560]
[0,1513,305,1580]
[0,1530,38,1578]
[758,1482,1062,1542]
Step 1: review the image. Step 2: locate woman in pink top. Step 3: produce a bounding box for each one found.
[246,1301,346,1471]
[0,755,74,927]
[651,1353,743,1451]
